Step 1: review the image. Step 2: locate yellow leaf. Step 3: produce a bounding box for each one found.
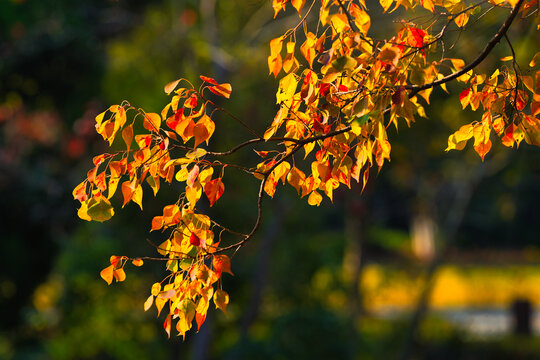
[420,0,434,12]
[137,183,148,209]
[155,296,167,317]
[453,124,474,143]
[380,0,394,12]
[186,182,202,208]
[454,12,469,27]
[276,73,298,104]
[214,289,229,314]
[144,294,154,311]
[108,176,120,199]
[269,36,284,57]
[308,190,322,206]
[291,0,305,14]
[176,167,190,182]
[151,283,161,296]
[77,200,92,221]
[144,112,161,131]
[177,299,196,339]
[164,79,181,95]
[449,58,465,71]
[95,110,107,127]
[199,167,214,186]
[287,167,306,194]
[304,142,315,158]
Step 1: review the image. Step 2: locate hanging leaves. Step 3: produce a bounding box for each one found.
[72,0,540,340]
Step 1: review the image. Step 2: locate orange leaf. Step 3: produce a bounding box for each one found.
[291,0,305,14]
[121,180,135,207]
[208,83,232,98]
[110,255,122,268]
[72,181,88,202]
[362,167,370,193]
[122,124,133,151]
[193,122,210,148]
[113,268,126,282]
[213,255,233,276]
[143,113,161,131]
[100,265,114,285]
[185,94,198,109]
[474,139,492,161]
[204,178,225,206]
[132,258,144,267]
[420,0,434,11]
[196,312,206,331]
[268,54,283,78]
[287,167,306,195]
[200,75,218,85]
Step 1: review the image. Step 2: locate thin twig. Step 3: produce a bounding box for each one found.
[405,0,525,96]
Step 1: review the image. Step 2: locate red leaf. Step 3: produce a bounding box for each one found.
[93,154,106,167]
[459,87,471,109]
[164,314,172,338]
[200,75,218,85]
[185,94,198,109]
[189,233,201,247]
[110,255,122,268]
[196,312,206,331]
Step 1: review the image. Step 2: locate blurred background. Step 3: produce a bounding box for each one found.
[1,0,539,359]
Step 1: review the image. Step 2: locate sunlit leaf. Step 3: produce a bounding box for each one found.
[204,178,225,206]
[132,258,144,267]
[213,255,233,275]
[87,197,115,222]
[100,265,114,285]
[214,289,229,314]
[144,295,154,311]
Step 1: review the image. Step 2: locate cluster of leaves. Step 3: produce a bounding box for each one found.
[73,0,539,338]
[73,76,234,337]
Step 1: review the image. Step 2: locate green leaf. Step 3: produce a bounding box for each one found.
[87,197,115,222]
[331,56,356,72]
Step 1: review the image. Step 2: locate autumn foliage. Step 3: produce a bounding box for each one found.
[73,0,539,338]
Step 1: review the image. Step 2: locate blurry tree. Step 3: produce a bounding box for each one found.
[73,0,540,343]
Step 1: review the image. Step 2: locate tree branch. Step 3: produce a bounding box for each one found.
[406,0,525,97]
